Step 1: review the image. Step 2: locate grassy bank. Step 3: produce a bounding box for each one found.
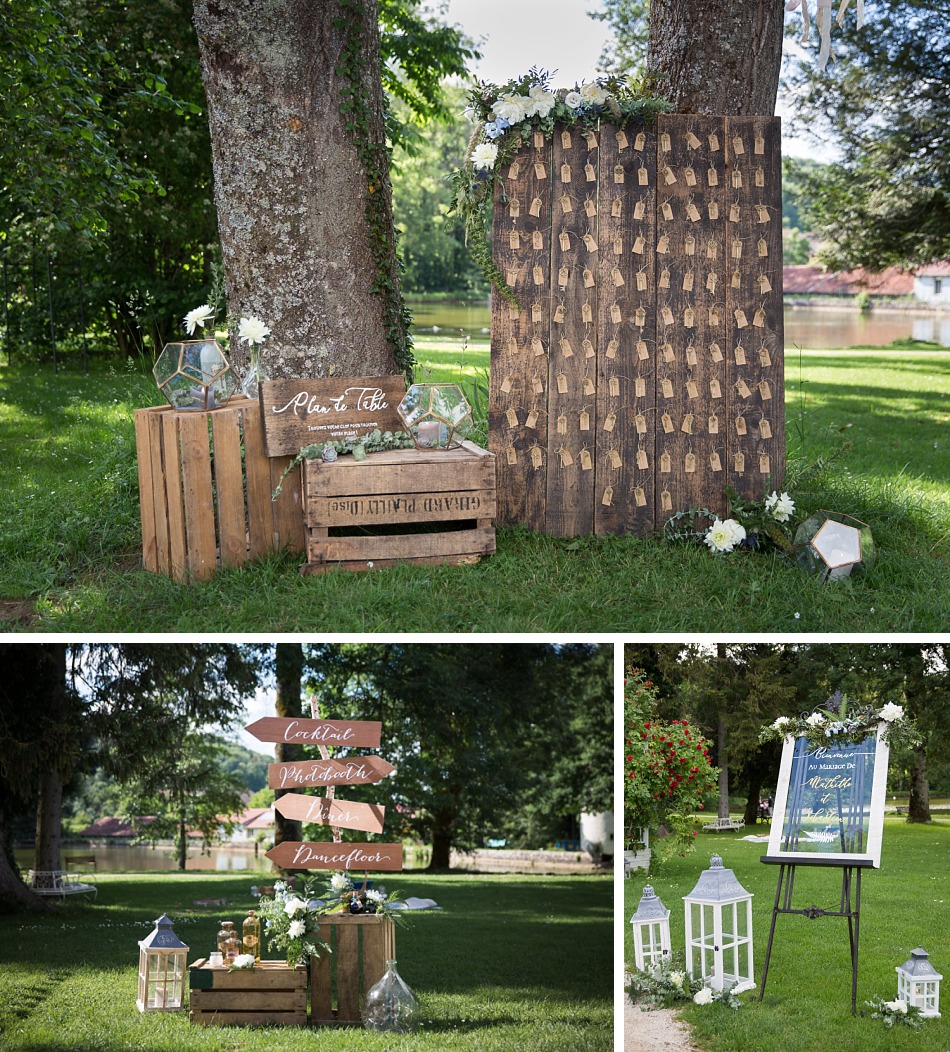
[0,341,947,631]
[2,872,611,1052]
[624,820,950,1052]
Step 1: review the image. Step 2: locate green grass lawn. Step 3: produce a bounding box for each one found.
[2,872,611,1052]
[0,340,947,631]
[625,820,950,1052]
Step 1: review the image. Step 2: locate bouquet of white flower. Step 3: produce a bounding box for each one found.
[256,879,329,966]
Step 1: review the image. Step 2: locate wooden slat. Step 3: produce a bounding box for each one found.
[134,409,159,571]
[360,918,390,992]
[242,403,275,558]
[654,114,728,522]
[160,411,188,578]
[313,527,496,565]
[190,1009,307,1026]
[147,410,172,576]
[334,923,361,1023]
[304,449,494,498]
[177,412,216,579]
[271,454,305,552]
[191,990,305,1010]
[211,408,247,566]
[595,122,656,533]
[310,951,334,1023]
[545,127,595,536]
[306,488,495,528]
[724,115,785,499]
[489,133,549,529]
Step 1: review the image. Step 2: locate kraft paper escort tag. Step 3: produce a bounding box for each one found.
[582,302,593,324]
[756,205,770,224]
[734,344,747,365]
[732,237,743,259]
[758,274,772,294]
[686,130,702,149]
[553,303,566,323]
[706,271,718,293]
[633,199,645,220]
[754,132,765,155]
[707,241,719,259]
[755,167,765,187]
[609,448,622,469]
[508,160,521,180]
[709,412,720,434]
[610,303,622,324]
[505,267,519,286]
[585,197,597,218]
[758,346,772,368]
[533,374,545,394]
[661,200,674,220]
[582,339,595,359]
[758,238,768,257]
[687,201,701,222]
[737,377,752,398]
[613,236,623,255]
[509,198,520,218]
[753,307,767,328]
[583,130,597,149]
[710,450,722,472]
[616,129,629,149]
[638,165,649,186]
[709,306,721,326]
[708,131,720,151]
[557,266,569,288]
[685,167,697,187]
[509,230,521,250]
[735,414,747,435]
[734,451,745,473]
[708,201,720,220]
[632,234,645,254]
[557,414,567,434]
[501,374,513,394]
[683,269,695,293]
[731,169,743,190]
[607,338,620,358]
[530,196,543,217]
[635,412,647,434]
[661,378,674,399]
[686,344,698,367]
[585,162,596,182]
[635,306,647,326]
[532,336,546,356]
[532,301,543,323]
[685,452,697,473]
[579,410,590,431]
[729,203,741,223]
[561,130,573,149]
[635,485,647,506]
[560,194,573,214]
[612,268,625,287]
[585,270,599,290]
[609,376,621,397]
[659,267,671,289]
[663,165,677,186]
[660,451,672,472]
[731,268,742,290]
[657,234,671,253]
[636,448,649,469]
[759,418,772,439]
[660,131,671,152]
[583,234,598,253]
[732,135,745,155]
[559,231,571,252]
[533,130,545,148]
[506,407,518,427]
[558,447,574,467]
[525,409,539,429]
[684,307,695,328]
[531,446,543,469]
[601,485,614,506]
[561,163,572,183]
[634,131,646,151]
[603,412,617,432]
[533,265,544,286]
[707,167,719,187]
[759,452,770,474]
[533,229,544,250]
[635,376,645,397]
[614,164,625,184]
[686,379,699,399]
[662,341,675,363]
[685,235,696,255]
[660,488,673,512]
[559,338,573,358]
[709,342,724,362]
[637,269,648,290]
[682,413,695,434]
[506,445,517,465]
[508,336,519,355]
[759,380,772,400]
[662,414,674,435]
[636,339,648,359]
[534,162,546,180]
[661,306,674,326]
[612,196,624,218]
[710,378,722,399]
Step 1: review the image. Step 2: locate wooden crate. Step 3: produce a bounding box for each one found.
[134,398,304,580]
[189,959,307,1027]
[301,441,496,573]
[310,913,395,1026]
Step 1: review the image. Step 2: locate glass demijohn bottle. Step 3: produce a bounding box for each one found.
[362,959,417,1032]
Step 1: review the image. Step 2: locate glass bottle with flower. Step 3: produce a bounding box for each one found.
[237,314,271,400]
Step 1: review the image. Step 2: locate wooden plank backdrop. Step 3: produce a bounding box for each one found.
[490,115,784,536]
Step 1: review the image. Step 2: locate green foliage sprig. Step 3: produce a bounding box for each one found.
[628,955,753,1010]
[256,878,329,966]
[334,0,414,378]
[318,871,408,927]
[865,996,925,1030]
[663,485,798,555]
[272,428,415,499]
[758,691,921,750]
[450,69,670,301]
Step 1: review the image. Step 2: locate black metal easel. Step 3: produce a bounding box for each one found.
[759,855,874,1015]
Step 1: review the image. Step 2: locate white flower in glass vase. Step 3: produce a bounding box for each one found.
[237,314,270,399]
[471,143,499,171]
[878,702,904,723]
[184,303,215,335]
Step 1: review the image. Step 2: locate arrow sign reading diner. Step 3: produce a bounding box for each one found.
[267,756,396,790]
[265,841,403,871]
[273,793,386,835]
[246,717,382,749]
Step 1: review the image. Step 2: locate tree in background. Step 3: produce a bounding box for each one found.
[789,0,950,271]
[592,0,649,77]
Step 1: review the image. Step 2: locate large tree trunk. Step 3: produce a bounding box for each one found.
[192,0,408,378]
[648,0,784,115]
[273,644,304,861]
[0,813,45,913]
[908,745,931,823]
[34,643,67,873]
[428,829,452,872]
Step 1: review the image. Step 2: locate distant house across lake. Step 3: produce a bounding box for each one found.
[784,263,950,306]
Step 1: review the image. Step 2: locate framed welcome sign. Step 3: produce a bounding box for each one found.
[766,728,890,868]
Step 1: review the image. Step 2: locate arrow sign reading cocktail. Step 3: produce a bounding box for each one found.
[265,840,403,871]
[267,756,396,790]
[246,716,382,749]
[273,793,386,835]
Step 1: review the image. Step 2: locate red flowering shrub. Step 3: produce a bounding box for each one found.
[625,672,718,865]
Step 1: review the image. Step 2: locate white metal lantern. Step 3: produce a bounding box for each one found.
[896,947,942,1018]
[684,855,755,992]
[137,913,189,1011]
[630,885,671,971]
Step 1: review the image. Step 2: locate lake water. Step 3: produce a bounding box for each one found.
[409,300,950,349]
[17,843,272,873]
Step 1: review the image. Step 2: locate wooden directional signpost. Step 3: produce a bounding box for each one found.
[273,794,385,834]
[246,716,382,748]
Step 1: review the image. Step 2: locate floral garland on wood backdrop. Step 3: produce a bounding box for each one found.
[450,69,670,303]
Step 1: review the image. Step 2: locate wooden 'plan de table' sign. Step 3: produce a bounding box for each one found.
[260,377,406,456]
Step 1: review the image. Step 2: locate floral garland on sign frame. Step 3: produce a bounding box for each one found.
[450,69,671,304]
[758,691,920,751]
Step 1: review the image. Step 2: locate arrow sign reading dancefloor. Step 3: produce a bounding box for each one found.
[265,841,403,871]
[267,756,396,790]
[246,716,382,749]
[273,793,386,835]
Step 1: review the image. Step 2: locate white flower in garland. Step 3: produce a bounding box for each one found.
[526,83,557,117]
[287,918,306,939]
[878,702,905,723]
[330,872,352,893]
[564,90,583,110]
[884,999,909,1015]
[805,712,825,727]
[471,142,499,170]
[669,971,686,988]
[765,490,795,522]
[579,81,610,106]
[704,518,746,553]
[365,888,385,903]
[283,896,307,917]
[492,92,530,124]
[771,716,791,732]
[184,303,215,335]
[693,987,714,1005]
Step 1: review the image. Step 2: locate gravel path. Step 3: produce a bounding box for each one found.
[624,976,697,1052]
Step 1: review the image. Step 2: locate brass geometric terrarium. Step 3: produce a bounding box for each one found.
[397,383,473,449]
[793,510,876,582]
[153,339,237,411]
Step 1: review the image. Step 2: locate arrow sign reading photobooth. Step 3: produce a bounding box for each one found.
[267,756,396,790]
[246,717,382,749]
[265,841,403,871]
[273,793,386,834]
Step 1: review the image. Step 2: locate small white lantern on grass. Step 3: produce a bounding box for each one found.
[137,914,189,1012]
[630,885,671,971]
[896,947,942,1018]
[684,855,755,993]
